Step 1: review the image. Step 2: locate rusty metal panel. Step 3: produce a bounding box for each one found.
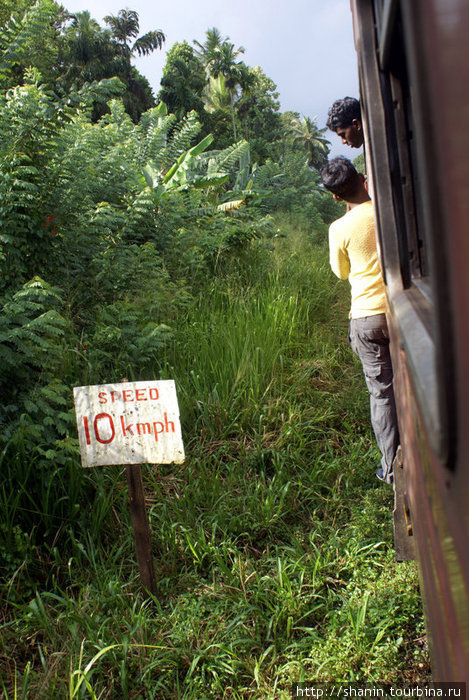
[392,445,415,562]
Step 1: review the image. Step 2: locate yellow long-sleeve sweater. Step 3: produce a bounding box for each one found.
[328,200,386,319]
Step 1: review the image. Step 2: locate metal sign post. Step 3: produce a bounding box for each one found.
[73,380,185,598]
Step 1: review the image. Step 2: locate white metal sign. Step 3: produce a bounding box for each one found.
[73,380,185,468]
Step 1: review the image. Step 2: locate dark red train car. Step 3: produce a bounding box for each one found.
[349,0,469,683]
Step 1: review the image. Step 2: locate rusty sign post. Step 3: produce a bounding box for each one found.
[73,380,185,598]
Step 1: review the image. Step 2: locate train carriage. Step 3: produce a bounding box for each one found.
[349,0,469,682]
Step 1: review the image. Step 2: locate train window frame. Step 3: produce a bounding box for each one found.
[376,1,430,287]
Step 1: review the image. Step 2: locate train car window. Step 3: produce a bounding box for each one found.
[374,1,430,290]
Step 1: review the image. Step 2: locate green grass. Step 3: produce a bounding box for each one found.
[0,221,430,698]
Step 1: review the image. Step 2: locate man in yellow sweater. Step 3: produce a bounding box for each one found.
[320,156,398,484]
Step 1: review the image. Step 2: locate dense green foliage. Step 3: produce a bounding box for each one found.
[158,41,207,123]
[0,74,272,544]
[0,2,429,696]
[0,0,164,120]
[1,225,429,696]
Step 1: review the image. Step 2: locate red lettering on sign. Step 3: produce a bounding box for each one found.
[83,416,91,445]
[164,413,175,433]
[120,416,134,437]
[153,421,164,441]
[94,386,161,404]
[94,413,115,444]
[136,422,152,435]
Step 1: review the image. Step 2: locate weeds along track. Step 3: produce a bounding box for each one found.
[1,222,429,698]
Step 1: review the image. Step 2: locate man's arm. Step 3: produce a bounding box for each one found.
[329,224,350,279]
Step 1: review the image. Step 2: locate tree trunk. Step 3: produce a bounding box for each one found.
[230,91,237,141]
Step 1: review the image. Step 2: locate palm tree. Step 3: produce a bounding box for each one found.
[63,11,115,84]
[193,27,222,61]
[289,115,330,169]
[102,9,165,121]
[193,28,251,139]
[61,9,165,121]
[158,42,206,120]
[193,27,242,67]
[103,10,165,58]
[207,43,250,140]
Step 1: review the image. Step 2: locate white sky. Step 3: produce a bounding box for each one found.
[61,0,361,158]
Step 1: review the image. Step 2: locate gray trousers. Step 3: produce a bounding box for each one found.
[348,313,399,483]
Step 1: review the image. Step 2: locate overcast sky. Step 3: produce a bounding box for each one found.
[61,0,361,158]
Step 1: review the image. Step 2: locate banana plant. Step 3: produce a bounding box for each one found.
[141,109,251,211]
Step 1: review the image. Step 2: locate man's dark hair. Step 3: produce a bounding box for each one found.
[320,156,361,200]
[326,97,361,131]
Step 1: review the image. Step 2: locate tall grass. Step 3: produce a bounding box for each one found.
[0,221,429,698]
